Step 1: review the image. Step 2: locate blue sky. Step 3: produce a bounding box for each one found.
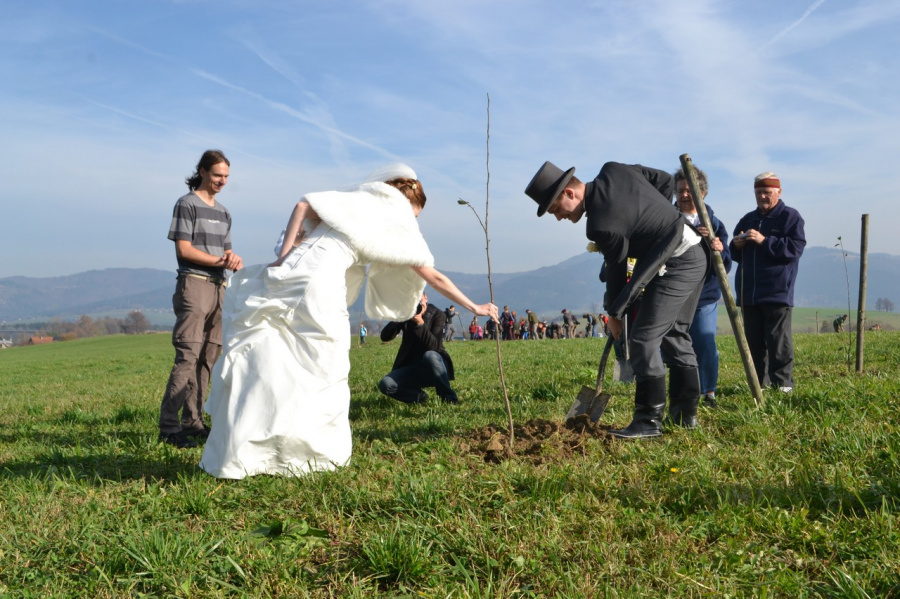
[2,0,898,279]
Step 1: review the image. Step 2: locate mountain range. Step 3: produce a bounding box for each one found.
[1,247,898,325]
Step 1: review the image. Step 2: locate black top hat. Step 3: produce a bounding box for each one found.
[525,161,576,216]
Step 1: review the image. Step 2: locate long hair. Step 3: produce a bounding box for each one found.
[385,177,426,211]
[186,150,230,191]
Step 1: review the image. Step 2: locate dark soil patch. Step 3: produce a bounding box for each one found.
[461,416,612,465]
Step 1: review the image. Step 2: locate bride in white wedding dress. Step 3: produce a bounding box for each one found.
[199,165,497,479]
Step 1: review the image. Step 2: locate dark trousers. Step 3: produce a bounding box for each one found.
[629,244,706,382]
[378,351,455,403]
[742,304,794,388]
[159,275,224,434]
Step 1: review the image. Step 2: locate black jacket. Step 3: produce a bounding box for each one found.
[584,162,686,316]
[380,304,455,379]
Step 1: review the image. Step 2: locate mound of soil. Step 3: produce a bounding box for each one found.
[461,416,612,465]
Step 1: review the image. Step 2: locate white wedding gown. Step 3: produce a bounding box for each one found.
[199,224,360,479]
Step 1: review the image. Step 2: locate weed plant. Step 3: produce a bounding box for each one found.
[1,331,899,596]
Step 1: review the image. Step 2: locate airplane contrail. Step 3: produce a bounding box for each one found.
[764,0,828,49]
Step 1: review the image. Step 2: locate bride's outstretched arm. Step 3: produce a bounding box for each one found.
[270,200,319,267]
[411,265,498,321]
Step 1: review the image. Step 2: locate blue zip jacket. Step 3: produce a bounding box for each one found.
[729,200,806,307]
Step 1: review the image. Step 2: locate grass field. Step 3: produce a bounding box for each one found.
[1,329,899,597]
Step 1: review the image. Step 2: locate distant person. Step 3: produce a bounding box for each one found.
[548,321,561,339]
[485,317,497,340]
[359,323,367,345]
[526,161,707,439]
[583,313,598,337]
[833,314,848,333]
[561,309,576,339]
[159,150,243,449]
[443,305,457,341]
[468,317,478,341]
[500,306,515,340]
[673,167,732,408]
[730,172,806,393]
[379,293,459,405]
[526,309,539,340]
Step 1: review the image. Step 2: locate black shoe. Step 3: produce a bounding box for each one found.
[183,424,211,440]
[158,430,198,449]
[702,394,718,409]
[608,420,663,439]
[441,392,459,405]
[609,376,667,440]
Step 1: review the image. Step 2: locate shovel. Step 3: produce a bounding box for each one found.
[565,335,615,423]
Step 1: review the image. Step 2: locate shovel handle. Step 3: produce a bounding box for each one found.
[594,336,615,394]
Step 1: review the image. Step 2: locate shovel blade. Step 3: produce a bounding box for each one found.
[589,392,612,423]
[565,385,597,421]
[566,388,613,424]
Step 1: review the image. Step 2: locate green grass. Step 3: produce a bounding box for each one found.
[2,331,900,596]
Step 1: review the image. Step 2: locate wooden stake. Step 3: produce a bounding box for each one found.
[856,214,869,373]
[679,154,764,408]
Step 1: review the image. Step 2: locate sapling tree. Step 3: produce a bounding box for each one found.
[836,236,853,369]
[457,93,515,453]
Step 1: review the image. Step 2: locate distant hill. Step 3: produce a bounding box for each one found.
[793,246,900,309]
[2,247,898,325]
[0,268,176,322]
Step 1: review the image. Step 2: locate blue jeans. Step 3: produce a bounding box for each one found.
[689,301,719,395]
[378,351,456,403]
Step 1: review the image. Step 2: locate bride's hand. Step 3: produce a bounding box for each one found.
[474,303,499,321]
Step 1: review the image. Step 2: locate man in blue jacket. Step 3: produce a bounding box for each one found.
[673,168,732,408]
[730,172,806,393]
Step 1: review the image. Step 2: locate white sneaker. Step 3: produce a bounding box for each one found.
[778,386,793,393]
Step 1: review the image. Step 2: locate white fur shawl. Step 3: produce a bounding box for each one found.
[304,182,434,321]
[304,182,434,267]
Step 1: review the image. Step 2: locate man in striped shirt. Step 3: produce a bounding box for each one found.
[159,150,243,449]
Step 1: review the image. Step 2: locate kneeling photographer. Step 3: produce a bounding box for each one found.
[378,293,459,405]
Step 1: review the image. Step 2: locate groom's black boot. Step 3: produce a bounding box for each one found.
[665,366,701,429]
[608,376,666,439]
